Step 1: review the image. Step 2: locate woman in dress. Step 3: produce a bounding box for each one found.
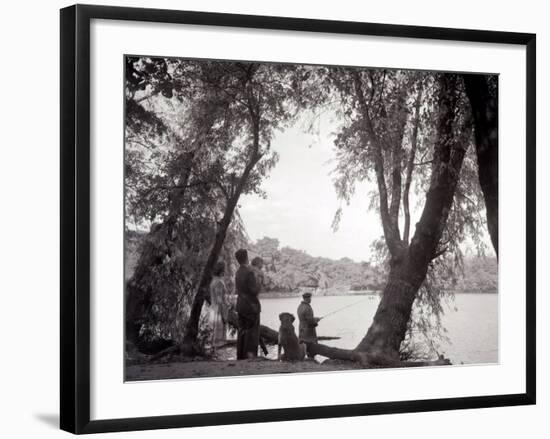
[208,261,228,356]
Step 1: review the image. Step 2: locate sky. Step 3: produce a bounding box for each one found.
[238,112,495,263]
[239,114,384,263]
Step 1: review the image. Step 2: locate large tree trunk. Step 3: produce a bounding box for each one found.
[355,259,426,364]
[462,74,498,255]
[355,74,468,364]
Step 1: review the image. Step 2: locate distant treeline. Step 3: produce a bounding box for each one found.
[250,237,497,293]
[126,233,497,294]
[452,256,498,292]
[249,237,386,292]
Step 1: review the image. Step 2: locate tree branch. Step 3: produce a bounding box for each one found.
[413,159,433,166]
[409,74,468,268]
[352,71,401,255]
[431,247,448,260]
[403,85,423,243]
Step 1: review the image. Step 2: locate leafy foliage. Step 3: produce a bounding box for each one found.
[125,57,320,349]
[325,69,497,358]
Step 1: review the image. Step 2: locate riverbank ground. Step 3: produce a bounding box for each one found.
[125,356,363,381]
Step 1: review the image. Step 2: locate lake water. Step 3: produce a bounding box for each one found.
[257,293,498,365]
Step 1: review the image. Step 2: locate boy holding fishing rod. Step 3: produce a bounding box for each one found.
[298,293,372,359]
[297,292,321,359]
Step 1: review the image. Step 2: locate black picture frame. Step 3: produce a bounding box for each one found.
[60,4,536,434]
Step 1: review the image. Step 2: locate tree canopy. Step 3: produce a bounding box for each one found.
[125,57,322,350]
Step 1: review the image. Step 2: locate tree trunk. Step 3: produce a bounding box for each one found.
[182,194,240,349]
[355,74,467,364]
[355,258,427,364]
[182,115,262,350]
[462,75,498,255]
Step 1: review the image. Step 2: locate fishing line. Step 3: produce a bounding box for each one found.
[319,296,373,320]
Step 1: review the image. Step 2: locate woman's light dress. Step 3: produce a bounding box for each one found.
[208,276,228,351]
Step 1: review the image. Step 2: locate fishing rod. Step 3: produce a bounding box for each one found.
[319,296,373,320]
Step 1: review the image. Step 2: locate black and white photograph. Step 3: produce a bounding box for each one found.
[1,0,544,436]
[124,56,499,381]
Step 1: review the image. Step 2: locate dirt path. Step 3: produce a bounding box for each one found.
[125,357,362,381]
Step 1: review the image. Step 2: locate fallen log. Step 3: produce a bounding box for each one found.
[216,335,341,348]
[305,341,452,368]
[148,309,450,368]
[226,310,340,343]
[148,311,280,361]
[305,343,363,362]
[226,310,278,343]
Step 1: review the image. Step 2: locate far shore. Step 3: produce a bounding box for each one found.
[259,289,497,299]
[260,289,379,299]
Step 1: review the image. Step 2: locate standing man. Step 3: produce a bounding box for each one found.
[297,292,321,359]
[251,257,269,356]
[234,249,261,359]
